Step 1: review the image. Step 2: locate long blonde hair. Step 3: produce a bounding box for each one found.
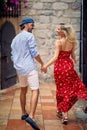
[60,23,78,45]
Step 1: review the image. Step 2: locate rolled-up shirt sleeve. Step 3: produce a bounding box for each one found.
[28,34,39,58]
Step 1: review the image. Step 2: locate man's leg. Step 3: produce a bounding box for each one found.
[20,86,28,115]
[25,70,40,130]
[29,89,39,120]
[18,74,28,116]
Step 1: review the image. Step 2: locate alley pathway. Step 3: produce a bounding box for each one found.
[0,82,87,130]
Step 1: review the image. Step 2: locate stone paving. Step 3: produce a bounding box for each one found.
[0,82,87,130]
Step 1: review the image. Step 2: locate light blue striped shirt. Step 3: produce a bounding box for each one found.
[11,30,39,76]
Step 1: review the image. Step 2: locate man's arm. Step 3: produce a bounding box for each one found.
[35,55,44,66]
[35,55,47,73]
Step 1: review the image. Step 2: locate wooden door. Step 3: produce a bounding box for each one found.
[83,0,87,86]
[1,21,16,89]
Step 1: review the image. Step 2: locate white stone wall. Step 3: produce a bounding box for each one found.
[21,0,82,82]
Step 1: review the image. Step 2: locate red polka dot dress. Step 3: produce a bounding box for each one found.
[54,50,87,112]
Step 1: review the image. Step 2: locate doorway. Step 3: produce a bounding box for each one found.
[0,21,16,89]
[83,0,87,86]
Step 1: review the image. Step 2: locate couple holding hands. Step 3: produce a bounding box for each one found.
[11,17,87,130]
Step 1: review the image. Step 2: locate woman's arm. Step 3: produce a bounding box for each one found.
[43,40,61,68]
[71,44,77,64]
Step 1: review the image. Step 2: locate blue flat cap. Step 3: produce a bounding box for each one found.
[19,18,34,26]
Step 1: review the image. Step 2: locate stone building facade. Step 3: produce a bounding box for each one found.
[21,0,82,82]
[0,0,82,86]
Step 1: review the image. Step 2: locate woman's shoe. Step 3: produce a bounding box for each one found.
[56,111,63,119]
[62,117,68,125]
[84,107,87,113]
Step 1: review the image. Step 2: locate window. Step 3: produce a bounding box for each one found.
[0,0,21,17]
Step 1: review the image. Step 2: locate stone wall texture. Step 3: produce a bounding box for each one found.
[1,0,82,83]
[20,0,82,82]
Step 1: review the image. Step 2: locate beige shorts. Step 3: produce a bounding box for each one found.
[18,70,39,90]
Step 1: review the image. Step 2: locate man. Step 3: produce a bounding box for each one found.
[11,17,44,130]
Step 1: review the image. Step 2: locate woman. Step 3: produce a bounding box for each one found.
[42,23,87,125]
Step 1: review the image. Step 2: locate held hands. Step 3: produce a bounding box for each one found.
[41,65,47,73]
